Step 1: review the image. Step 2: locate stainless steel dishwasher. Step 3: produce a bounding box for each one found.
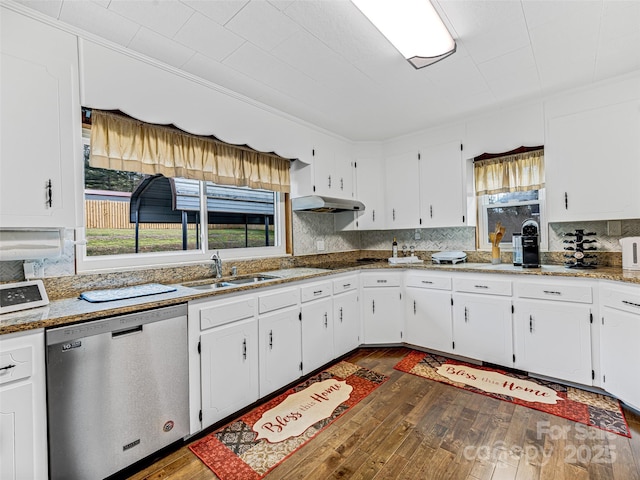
[46,304,189,480]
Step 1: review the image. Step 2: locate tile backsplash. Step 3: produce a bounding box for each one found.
[2,218,639,283]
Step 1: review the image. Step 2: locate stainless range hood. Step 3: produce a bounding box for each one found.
[291,195,365,213]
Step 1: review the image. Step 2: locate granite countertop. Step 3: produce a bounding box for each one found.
[2,262,639,336]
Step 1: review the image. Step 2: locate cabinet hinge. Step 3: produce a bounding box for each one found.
[590,312,593,323]
[199,410,202,422]
[512,354,516,363]
[197,341,201,354]
[592,370,595,380]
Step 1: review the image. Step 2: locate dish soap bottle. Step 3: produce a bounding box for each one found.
[392,237,398,258]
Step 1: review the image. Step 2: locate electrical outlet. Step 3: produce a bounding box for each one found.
[316,239,325,251]
[414,229,421,240]
[607,220,622,236]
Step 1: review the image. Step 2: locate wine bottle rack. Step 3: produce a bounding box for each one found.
[563,229,597,269]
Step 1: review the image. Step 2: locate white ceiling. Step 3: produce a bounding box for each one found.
[14,0,640,141]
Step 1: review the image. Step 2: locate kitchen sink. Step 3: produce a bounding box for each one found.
[227,275,277,285]
[184,274,279,291]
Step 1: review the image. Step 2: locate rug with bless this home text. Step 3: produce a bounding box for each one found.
[394,349,630,438]
[189,361,388,480]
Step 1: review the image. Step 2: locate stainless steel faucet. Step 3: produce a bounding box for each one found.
[211,251,222,278]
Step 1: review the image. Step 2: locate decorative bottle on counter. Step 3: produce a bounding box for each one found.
[512,233,523,266]
[392,237,398,258]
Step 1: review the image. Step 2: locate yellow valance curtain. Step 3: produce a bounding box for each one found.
[89,110,291,193]
[474,149,544,196]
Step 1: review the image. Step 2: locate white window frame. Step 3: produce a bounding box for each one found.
[478,189,547,252]
[76,134,286,274]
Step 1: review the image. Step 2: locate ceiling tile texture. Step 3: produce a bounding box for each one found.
[15,0,640,141]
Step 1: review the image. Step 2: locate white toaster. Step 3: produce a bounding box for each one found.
[620,237,640,270]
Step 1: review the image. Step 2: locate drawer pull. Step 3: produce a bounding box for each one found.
[421,280,434,284]
[622,300,640,308]
[313,290,324,296]
[474,285,489,289]
[543,290,562,296]
[324,312,328,328]
[530,315,534,333]
[343,283,351,288]
[242,339,247,360]
[376,279,387,283]
[0,364,16,372]
[339,307,343,322]
[269,330,273,349]
[464,307,469,323]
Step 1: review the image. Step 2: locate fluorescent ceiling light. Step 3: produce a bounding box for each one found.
[352,0,456,69]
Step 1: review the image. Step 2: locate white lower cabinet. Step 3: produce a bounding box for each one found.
[514,300,592,385]
[404,273,453,354]
[452,276,513,366]
[300,281,334,375]
[200,317,259,428]
[259,306,302,398]
[188,293,259,432]
[600,283,640,411]
[0,330,48,480]
[333,275,361,357]
[513,279,593,385]
[361,272,403,344]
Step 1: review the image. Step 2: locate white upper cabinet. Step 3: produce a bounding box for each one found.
[310,148,354,200]
[418,140,466,228]
[384,151,421,229]
[546,100,640,222]
[355,157,385,230]
[0,9,81,228]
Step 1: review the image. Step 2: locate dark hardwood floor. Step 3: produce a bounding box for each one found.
[128,348,640,480]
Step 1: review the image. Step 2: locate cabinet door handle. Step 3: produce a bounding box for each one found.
[46,179,53,208]
[324,312,328,328]
[328,175,331,188]
[413,300,416,314]
[0,364,16,371]
[622,300,640,308]
[392,208,396,221]
[543,290,562,296]
[464,307,468,323]
[242,338,247,359]
[339,307,343,322]
[340,178,344,190]
[372,300,375,314]
[430,205,433,218]
[269,330,273,349]
[372,210,375,222]
[530,315,534,333]
[565,192,568,210]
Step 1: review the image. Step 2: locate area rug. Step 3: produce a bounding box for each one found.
[394,350,630,438]
[189,361,388,480]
